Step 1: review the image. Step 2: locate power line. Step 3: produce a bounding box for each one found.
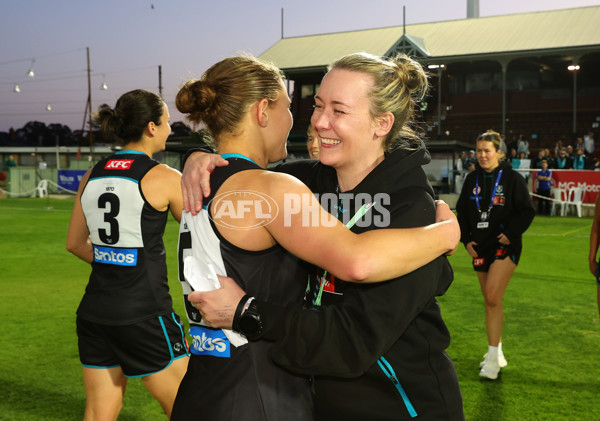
[0,48,86,67]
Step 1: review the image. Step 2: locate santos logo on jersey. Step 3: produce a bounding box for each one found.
[189,325,231,357]
[104,159,134,170]
[93,245,138,266]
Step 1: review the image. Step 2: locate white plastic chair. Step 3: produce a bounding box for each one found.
[550,187,568,216]
[36,179,48,198]
[566,186,583,218]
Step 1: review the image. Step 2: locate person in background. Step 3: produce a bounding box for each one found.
[544,148,554,169]
[589,193,600,320]
[509,148,520,169]
[4,154,17,170]
[574,136,585,153]
[456,129,535,380]
[572,147,587,170]
[555,147,572,169]
[499,134,508,156]
[532,149,546,169]
[507,135,518,155]
[584,130,595,156]
[566,144,574,161]
[516,134,529,158]
[536,160,553,215]
[553,139,563,158]
[306,123,319,158]
[467,149,477,168]
[454,151,467,174]
[66,89,189,420]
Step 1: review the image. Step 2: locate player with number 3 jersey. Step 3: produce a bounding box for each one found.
[66,89,189,419]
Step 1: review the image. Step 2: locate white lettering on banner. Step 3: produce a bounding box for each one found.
[557,181,600,193]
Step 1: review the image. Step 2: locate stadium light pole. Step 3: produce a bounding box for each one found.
[86,47,94,161]
[158,65,163,96]
[569,60,580,135]
[500,60,509,136]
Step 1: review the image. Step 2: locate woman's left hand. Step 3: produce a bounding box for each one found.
[187,275,246,329]
[497,233,511,245]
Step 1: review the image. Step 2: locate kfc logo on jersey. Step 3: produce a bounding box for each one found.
[105,159,134,170]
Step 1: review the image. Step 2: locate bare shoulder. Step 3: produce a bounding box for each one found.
[151,163,182,177]
[249,169,309,196]
[144,163,181,185]
[222,168,305,191]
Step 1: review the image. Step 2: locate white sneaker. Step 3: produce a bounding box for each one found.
[479,353,501,380]
[479,350,507,368]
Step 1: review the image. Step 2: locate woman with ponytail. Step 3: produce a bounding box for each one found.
[456,130,535,380]
[66,90,189,419]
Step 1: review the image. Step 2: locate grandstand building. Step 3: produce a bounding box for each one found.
[260,5,600,153]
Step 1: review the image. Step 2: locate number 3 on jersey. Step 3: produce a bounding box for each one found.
[98,192,120,244]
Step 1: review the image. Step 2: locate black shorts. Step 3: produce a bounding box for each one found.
[77,312,190,377]
[472,245,519,272]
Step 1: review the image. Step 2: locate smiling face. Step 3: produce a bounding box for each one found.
[310,69,384,173]
[476,140,501,172]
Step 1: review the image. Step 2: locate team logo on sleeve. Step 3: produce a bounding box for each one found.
[104,159,134,170]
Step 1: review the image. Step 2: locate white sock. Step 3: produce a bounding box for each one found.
[488,345,499,359]
[498,342,503,355]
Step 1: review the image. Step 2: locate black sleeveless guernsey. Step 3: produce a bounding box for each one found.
[172,156,313,421]
[77,150,174,325]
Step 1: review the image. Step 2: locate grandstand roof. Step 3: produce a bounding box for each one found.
[260,6,600,71]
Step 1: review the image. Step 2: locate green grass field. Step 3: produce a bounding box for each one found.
[1,197,598,420]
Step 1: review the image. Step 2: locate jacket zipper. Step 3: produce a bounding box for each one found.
[377,356,417,418]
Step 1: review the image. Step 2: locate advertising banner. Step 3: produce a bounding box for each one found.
[58,169,87,192]
[532,170,600,204]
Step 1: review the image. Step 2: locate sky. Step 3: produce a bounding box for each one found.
[1,0,599,134]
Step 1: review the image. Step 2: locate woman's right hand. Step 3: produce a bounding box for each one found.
[466,241,479,258]
[181,152,229,215]
[188,275,246,329]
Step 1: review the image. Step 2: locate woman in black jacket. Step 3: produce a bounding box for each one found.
[456,130,535,380]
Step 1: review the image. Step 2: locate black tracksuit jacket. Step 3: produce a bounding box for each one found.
[254,147,465,420]
[456,161,535,258]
